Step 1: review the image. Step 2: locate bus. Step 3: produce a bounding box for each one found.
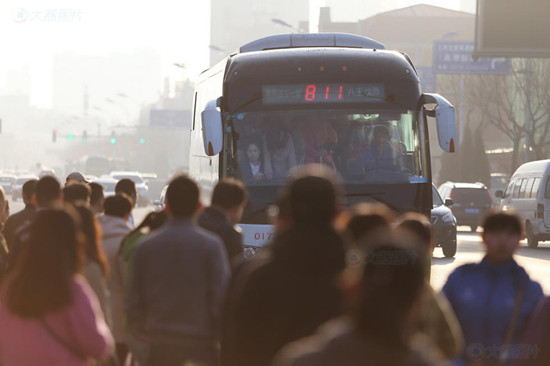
[190,33,456,254]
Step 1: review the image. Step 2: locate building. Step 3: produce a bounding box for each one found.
[210,0,309,65]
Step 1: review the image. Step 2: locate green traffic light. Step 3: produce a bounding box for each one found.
[139,138,145,144]
[110,137,116,144]
[67,134,75,140]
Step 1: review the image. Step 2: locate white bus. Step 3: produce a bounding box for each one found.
[190,33,456,253]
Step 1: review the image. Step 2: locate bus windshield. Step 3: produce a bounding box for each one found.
[228,109,426,187]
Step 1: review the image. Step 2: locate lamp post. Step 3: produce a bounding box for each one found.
[271,18,304,33]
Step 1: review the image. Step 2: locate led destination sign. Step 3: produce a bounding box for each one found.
[262,83,385,105]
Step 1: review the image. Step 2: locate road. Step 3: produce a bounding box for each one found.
[7,200,550,294]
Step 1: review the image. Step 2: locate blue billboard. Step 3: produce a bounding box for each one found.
[433,40,510,75]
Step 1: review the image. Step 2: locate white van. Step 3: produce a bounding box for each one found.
[497,159,550,248]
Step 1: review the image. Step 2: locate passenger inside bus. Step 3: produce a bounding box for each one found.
[240,138,266,184]
[301,115,338,171]
[263,123,297,180]
[350,124,404,174]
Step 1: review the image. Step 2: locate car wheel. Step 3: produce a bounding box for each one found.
[526,222,539,248]
[470,225,477,232]
[442,241,457,258]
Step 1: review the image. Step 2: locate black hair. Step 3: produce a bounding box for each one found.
[357,239,425,344]
[104,194,132,218]
[211,178,248,210]
[482,210,522,236]
[165,175,199,218]
[115,179,137,204]
[286,166,341,226]
[22,179,38,203]
[63,183,91,204]
[36,176,61,207]
[89,182,104,207]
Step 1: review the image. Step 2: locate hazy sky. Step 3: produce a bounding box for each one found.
[0,0,469,108]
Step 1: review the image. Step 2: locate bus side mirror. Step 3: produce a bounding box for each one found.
[495,190,504,199]
[201,99,223,156]
[444,198,453,207]
[421,93,457,153]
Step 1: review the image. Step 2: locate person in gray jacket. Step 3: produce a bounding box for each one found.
[126,174,230,366]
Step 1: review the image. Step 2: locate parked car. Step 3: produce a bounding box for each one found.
[110,171,149,206]
[497,159,550,248]
[12,175,38,201]
[0,174,16,195]
[431,184,457,257]
[438,181,493,232]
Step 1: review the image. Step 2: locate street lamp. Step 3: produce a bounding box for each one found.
[271,18,303,33]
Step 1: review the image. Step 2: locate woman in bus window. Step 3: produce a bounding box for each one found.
[240,139,266,184]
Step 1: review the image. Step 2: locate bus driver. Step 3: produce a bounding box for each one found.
[355,125,403,173]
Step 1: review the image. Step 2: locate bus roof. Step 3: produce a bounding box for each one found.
[226,47,418,83]
[239,33,385,53]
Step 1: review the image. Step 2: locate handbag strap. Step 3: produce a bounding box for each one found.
[499,285,526,364]
[41,320,87,361]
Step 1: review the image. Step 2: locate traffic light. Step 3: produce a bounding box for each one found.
[52,129,57,143]
[83,130,88,142]
[110,130,116,144]
[139,138,145,144]
[67,133,75,140]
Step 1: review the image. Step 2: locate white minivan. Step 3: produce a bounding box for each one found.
[497,159,550,248]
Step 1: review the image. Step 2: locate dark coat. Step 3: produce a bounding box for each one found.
[198,206,244,265]
[273,318,443,366]
[2,204,35,250]
[240,159,265,185]
[221,224,346,366]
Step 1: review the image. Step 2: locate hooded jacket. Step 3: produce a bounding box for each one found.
[98,214,131,343]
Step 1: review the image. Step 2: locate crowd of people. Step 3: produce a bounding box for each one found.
[0,166,549,366]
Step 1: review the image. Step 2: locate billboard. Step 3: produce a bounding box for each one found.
[433,41,510,74]
[474,0,550,58]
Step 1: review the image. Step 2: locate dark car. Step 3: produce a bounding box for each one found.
[431,184,457,257]
[438,181,493,232]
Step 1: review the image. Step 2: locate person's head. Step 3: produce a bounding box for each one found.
[7,209,84,317]
[63,182,91,205]
[103,194,133,220]
[35,175,62,208]
[481,210,522,263]
[283,164,342,226]
[115,178,137,207]
[396,212,433,257]
[165,174,200,218]
[89,182,105,214]
[352,237,425,344]
[65,171,87,186]
[211,178,248,224]
[0,187,8,225]
[372,125,390,148]
[22,179,38,206]
[246,141,262,165]
[73,204,108,278]
[266,124,289,151]
[335,203,395,243]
